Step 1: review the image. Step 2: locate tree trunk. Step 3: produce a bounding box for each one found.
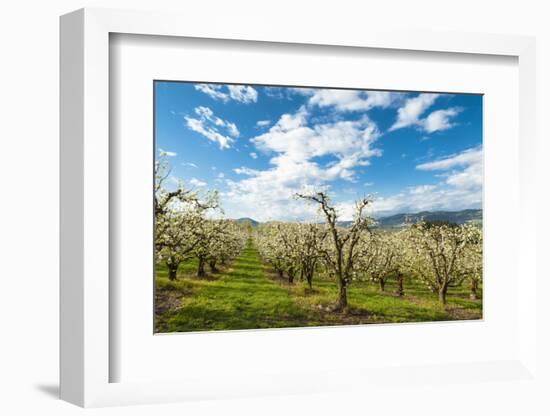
[277,269,284,279]
[335,280,348,311]
[209,259,218,273]
[395,273,404,297]
[469,279,479,300]
[168,263,178,281]
[438,286,448,304]
[306,273,313,289]
[288,267,295,284]
[197,257,206,278]
[379,279,385,292]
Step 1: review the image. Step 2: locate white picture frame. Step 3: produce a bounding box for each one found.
[60,7,538,408]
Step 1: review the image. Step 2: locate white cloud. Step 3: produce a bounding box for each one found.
[263,87,282,98]
[227,85,258,103]
[233,166,261,176]
[256,119,271,128]
[390,93,461,133]
[409,184,437,195]
[194,84,228,101]
[249,152,258,159]
[189,177,207,187]
[416,147,482,172]
[226,123,239,138]
[184,106,239,149]
[185,118,232,149]
[181,162,198,168]
[333,201,358,222]
[307,89,398,112]
[251,106,380,167]
[417,147,483,191]
[390,93,439,131]
[369,184,481,217]
[288,87,318,96]
[194,83,258,103]
[158,148,177,157]
[422,107,462,133]
[364,147,483,217]
[193,106,239,137]
[221,107,382,221]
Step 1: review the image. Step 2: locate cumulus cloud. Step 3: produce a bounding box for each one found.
[180,86,476,221]
[416,147,481,172]
[194,84,228,101]
[221,107,382,221]
[194,83,258,103]
[263,87,287,99]
[390,93,461,133]
[194,106,239,137]
[251,106,380,167]
[307,89,398,112]
[390,93,439,131]
[255,119,271,128]
[184,106,239,149]
[367,187,480,218]
[227,85,258,103]
[361,147,483,217]
[409,184,437,195]
[417,146,482,190]
[189,177,207,187]
[422,107,462,133]
[233,166,261,176]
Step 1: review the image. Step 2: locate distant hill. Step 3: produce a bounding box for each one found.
[335,209,482,228]
[374,209,482,229]
[236,217,260,227]
[233,209,482,229]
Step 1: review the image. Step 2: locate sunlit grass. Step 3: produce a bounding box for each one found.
[155,240,482,333]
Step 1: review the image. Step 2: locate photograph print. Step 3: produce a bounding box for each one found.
[154,81,483,333]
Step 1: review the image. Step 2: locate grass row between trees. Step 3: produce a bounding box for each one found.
[155,239,482,333]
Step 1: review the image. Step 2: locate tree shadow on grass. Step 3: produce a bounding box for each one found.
[158,301,321,332]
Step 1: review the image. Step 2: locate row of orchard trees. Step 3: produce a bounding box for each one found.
[155,158,247,280]
[255,192,482,310]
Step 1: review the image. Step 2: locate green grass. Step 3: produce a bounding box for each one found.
[155,240,482,333]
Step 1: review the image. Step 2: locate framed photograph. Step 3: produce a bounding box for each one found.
[152,80,483,334]
[60,8,539,408]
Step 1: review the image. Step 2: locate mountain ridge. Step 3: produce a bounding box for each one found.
[235,217,260,227]
[235,209,482,228]
[371,208,482,229]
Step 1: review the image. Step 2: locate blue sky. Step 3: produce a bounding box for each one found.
[155,82,482,222]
